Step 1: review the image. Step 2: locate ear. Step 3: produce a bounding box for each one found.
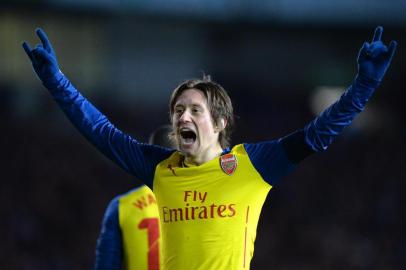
[215,118,227,132]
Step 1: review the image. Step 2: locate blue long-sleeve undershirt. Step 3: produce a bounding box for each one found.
[42,73,380,187]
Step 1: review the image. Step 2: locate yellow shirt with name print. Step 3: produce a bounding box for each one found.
[120,186,161,270]
[95,185,162,270]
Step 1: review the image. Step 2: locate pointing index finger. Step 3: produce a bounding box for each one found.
[372,26,383,42]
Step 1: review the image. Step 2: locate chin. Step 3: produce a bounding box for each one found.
[180,148,194,156]
[179,145,197,157]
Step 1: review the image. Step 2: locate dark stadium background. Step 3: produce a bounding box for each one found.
[1,1,405,269]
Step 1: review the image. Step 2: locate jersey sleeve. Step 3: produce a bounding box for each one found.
[44,75,174,187]
[94,197,122,270]
[304,74,380,152]
[244,140,296,186]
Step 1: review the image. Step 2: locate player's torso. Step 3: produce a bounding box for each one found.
[153,144,271,270]
[119,186,161,270]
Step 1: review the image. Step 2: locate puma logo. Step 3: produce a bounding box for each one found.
[168,164,177,176]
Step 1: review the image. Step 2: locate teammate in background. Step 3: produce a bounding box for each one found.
[94,125,174,270]
[23,27,396,270]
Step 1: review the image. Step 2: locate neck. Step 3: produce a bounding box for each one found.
[184,144,223,165]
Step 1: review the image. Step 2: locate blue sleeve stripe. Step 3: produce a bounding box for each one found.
[280,129,315,163]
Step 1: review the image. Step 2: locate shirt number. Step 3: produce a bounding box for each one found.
[138,218,160,270]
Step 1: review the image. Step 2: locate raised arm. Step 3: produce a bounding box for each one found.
[280,26,397,163]
[22,28,173,187]
[245,27,397,186]
[302,26,397,153]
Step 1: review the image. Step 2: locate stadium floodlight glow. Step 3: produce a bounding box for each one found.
[310,85,383,133]
[310,86,345,116]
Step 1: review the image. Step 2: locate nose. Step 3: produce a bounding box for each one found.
[179,110,192,123]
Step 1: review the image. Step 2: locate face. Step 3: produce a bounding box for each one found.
[172,89,221,159]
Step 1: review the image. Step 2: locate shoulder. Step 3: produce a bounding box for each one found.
[230,141,282,158]
[155,150,183,168]
[117,185,154,203]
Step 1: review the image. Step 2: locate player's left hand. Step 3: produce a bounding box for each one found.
[357,26,397,82]
[22,28,62,84]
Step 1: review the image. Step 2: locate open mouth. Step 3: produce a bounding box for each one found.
[179,128,197,145]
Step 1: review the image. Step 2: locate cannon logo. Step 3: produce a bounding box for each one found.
[220,154,237,175]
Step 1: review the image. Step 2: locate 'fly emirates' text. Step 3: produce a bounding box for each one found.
[162,190,236,223]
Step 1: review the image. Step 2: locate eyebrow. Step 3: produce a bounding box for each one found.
[174,103,204,109]
[191,104,204,109]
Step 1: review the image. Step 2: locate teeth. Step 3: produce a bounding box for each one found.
[179,128,196,146]
[180,137,194,145]
[182,138,194,143]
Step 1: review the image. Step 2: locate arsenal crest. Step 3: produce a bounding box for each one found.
[220,154,237,175]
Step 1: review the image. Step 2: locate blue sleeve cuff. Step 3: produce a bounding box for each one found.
[280,129,315,163]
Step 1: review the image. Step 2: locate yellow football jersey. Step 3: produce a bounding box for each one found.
[153,144,271,270]
[119,186,162,270]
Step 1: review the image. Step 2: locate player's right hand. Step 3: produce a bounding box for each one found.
[22,28,62,83]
